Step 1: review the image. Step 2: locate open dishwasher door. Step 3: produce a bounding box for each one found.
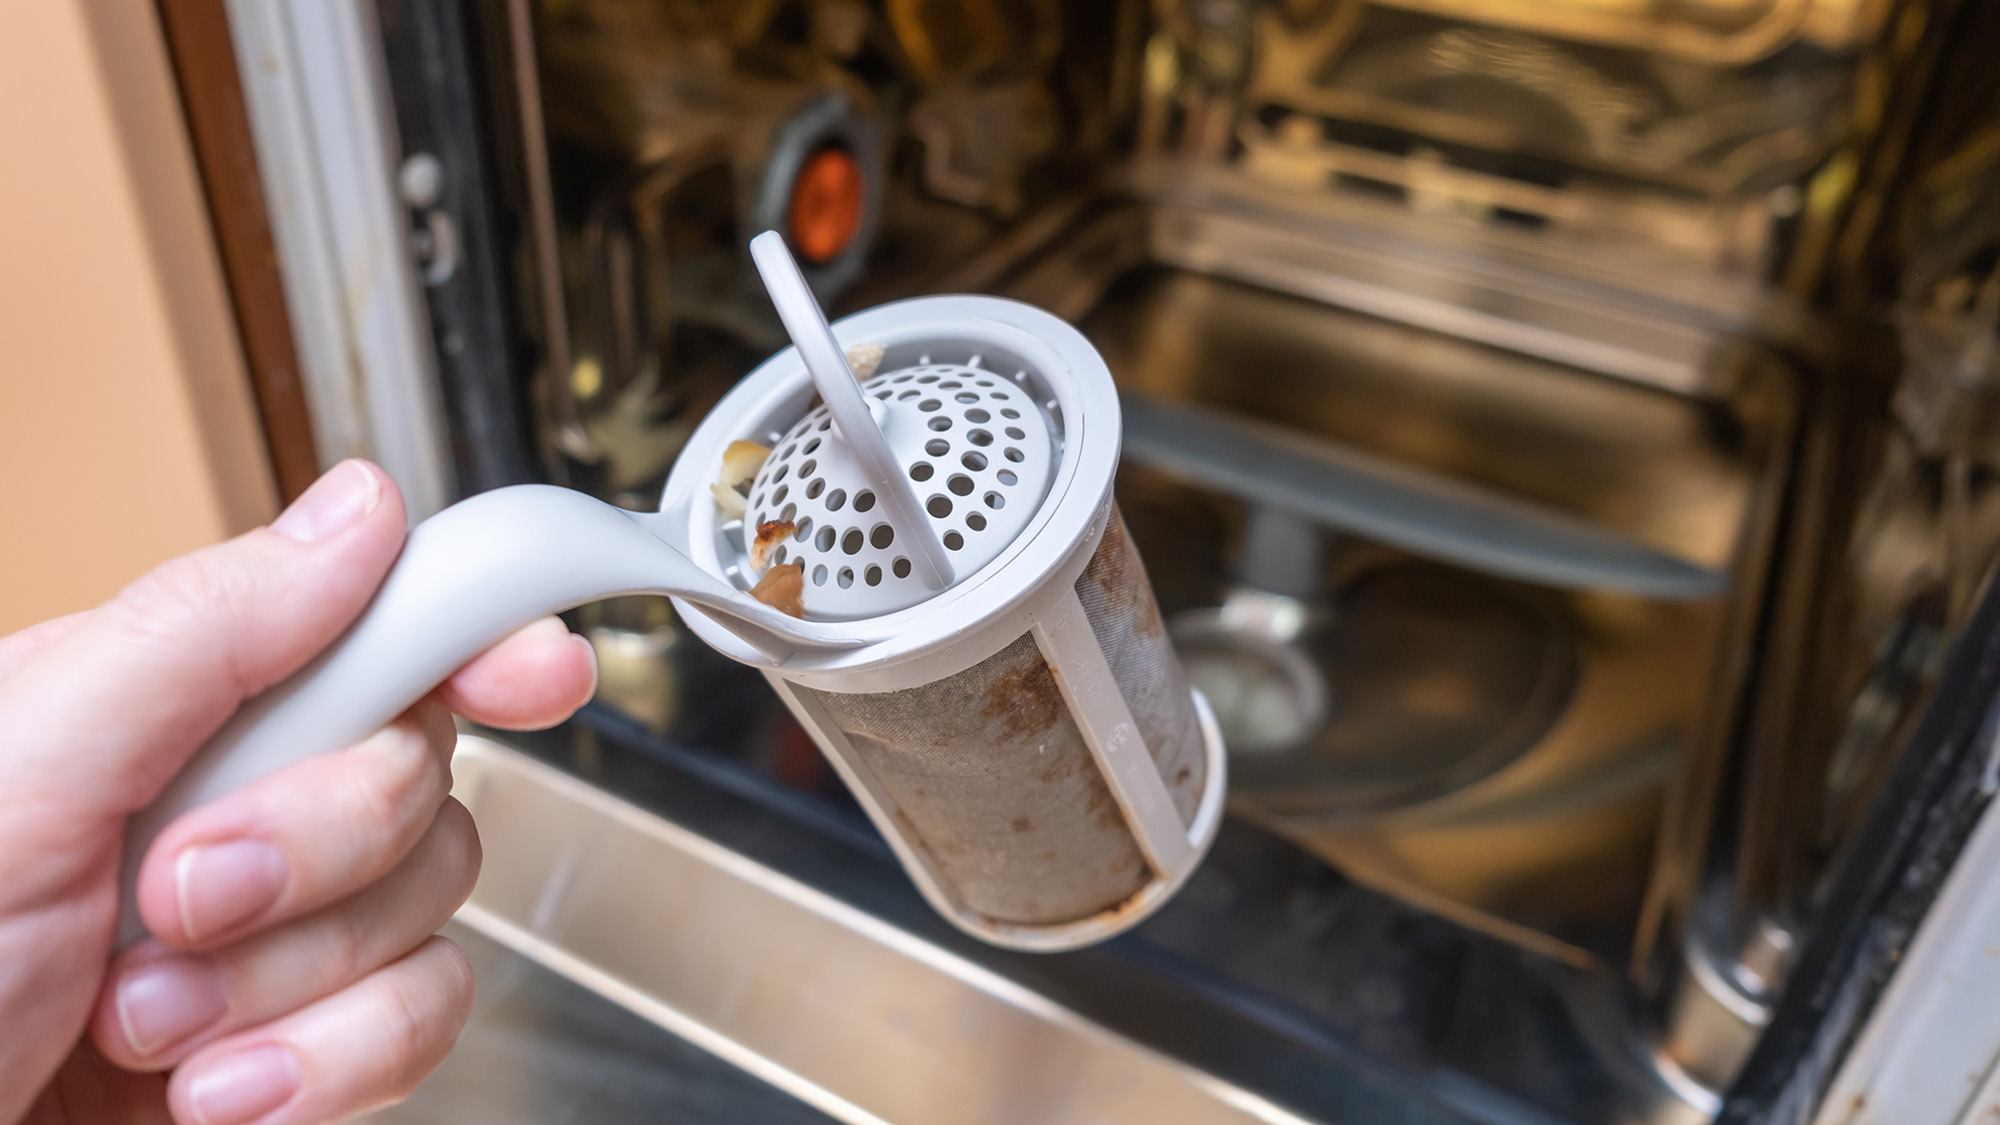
[159,0,2000,1121]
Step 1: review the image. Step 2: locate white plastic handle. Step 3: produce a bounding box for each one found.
[115,484,864,949]
[749,231,954,590]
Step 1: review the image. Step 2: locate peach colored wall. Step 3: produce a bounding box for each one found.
[0,1,277,637]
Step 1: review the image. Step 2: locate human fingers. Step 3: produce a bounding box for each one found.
[94,799,478,1071]
[431,615,597,730]
[0,610,91,685]
[19,1040,170,1125]
[0,460,407,824]
[131,703,455,951]
[163,936,473,1125]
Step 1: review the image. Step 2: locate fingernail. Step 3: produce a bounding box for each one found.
[571,633,600,697]
[271,460,381,544]
[176,841,288,942]
[185,1042,301,1125]
[116,955,227,1055]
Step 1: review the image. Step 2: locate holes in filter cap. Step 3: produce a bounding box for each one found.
[918,374,939,384]
[781,443,797,458]
[955,392,978,404]
[910,462,934,482]
[944,530,964,550]
[976,379,994,387]
[927,495,953,518]
[947,473,973,496]
[898,389,920,400]
[772,465,790,483]
[1005,426,1026,440]
[780,502,797,522]
[842,529,863,555]
[813,564,828,586]
[893,557,911,578]
[816,526,836,552]
[838,567,854,588]
[806,478,825,499]
[854,490,875,512]
[940,380,962,389]
[826,489,847,511]
[919,399,942,412]
[865,565,882,586]
[928,416,952,432]
[799,458,816,477]
[870,523,895,549]
[967,511,987,531]
[925,438,950,456]
[794,518,812,542]
[998,468,1018,486]
[967,429,992,446]
[773,484,791,503]
[985,492,1005,509]
[966,408,990,423]
[805,437,822,453]
[962,451,987,471]
[1000,408,1019,419]
[1003,447,1024,462]
[818,419,831,432]
[773,545,788,565]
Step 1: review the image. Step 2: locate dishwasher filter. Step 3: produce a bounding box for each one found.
[666,238,1226,949]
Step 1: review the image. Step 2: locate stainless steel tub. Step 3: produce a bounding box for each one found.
[387,736,1314,1125]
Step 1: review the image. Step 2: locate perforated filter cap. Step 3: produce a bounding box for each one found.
[742,356,1056,619]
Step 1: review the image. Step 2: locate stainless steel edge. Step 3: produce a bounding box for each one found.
[222,0,457,518]
[1120,391,1728,600]
[1145,200,1726,397]
[447,735,1319,1125]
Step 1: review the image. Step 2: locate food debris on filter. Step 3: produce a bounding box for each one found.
[847,342,886,380]
[719,440,770,488]
[750,519,796,571]
[712,440,769,520]
[750,562,805,618]
[710,483,747,519]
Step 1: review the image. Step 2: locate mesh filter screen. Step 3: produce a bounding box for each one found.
[1074,506,1208,826]
[803,506,1209,926]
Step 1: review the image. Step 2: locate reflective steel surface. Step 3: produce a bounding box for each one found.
[435,736,1314,1125]
[364,919,839,1125]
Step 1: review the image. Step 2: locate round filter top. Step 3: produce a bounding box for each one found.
[741,357,1056,619]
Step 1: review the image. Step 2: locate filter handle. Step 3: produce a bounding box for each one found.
[750,231,954,590]
[115,484,867,950]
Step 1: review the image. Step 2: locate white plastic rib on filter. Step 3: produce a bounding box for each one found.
[741,358,1056,619]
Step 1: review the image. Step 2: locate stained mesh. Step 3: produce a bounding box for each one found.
[802,505,1207,926]
[1073,506,1208,826]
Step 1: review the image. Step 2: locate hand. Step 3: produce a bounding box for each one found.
[0,461,598,1125]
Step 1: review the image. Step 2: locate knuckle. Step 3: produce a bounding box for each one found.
[116,555,234,642]
[348,723,448,835]
[376,940,472,1096]
[436,799,483,900]
[112,545,281,696]
[330,890,375,985]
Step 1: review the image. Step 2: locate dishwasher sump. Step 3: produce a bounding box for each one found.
[1050,261,1791,968]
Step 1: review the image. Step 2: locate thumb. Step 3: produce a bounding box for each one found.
[2,460,409,823]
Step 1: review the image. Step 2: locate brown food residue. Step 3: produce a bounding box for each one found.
[981,654,1068,742]
[749,563,805,618]
[1079,509,1164,638]
[750,519,796,570]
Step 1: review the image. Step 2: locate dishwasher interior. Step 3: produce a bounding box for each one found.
[352,0,2000,1120]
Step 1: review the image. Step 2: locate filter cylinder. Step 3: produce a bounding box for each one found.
[667,294,1226,950]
